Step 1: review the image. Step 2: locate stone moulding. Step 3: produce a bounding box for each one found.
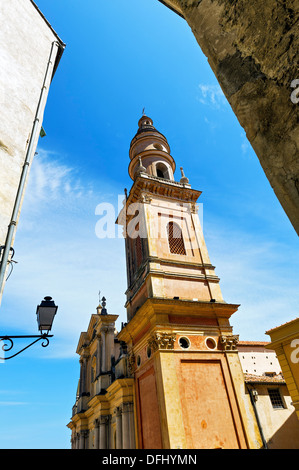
[220,334,239,351]
[148,332,177,352]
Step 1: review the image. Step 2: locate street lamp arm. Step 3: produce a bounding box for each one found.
[0,334,53,360]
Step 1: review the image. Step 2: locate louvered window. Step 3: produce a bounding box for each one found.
[135,235,143,267]
[167,221,186,255]
[134,222,143,268]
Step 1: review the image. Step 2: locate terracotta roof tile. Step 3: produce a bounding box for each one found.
[238,341,270,346]
[244,373,285,384]
[265,317,299,334]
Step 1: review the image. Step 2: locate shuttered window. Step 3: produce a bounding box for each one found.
[167,221,186,255]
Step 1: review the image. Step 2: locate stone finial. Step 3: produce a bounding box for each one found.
[101,296,107,315]
[96,290,102,314]
[180,167,189,184]
[96,304,102,315]
[135,156,146,177]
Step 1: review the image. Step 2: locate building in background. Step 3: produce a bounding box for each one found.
[238,341,299,449]
[266,318,299,421]
[67,301,135,450]
[0,0,65,304]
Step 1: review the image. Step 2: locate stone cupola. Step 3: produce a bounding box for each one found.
[128,114,176,181]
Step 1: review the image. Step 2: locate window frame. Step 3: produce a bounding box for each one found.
[267,387,286,410]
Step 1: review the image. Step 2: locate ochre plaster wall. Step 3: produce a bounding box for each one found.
[136,366,163,449]
[178,358,239,448]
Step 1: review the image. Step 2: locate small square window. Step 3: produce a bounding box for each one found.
[265,372,276,377]
[268,388,285,409]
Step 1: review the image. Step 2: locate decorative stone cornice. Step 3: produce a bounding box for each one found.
[122,402,134,414]
[138,192,152,204]
[148,332,176,352]
[220,334,239,351]
[79,352,90,363]
[116,175,201,227]
[99,415,109,425]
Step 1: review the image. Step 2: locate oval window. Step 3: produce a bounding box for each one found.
[153,143,163,151]
[206,337,217,350]
[179,337,190,349]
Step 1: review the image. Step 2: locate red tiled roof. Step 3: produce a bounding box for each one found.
[244,373,285,384]
[238,341,270,346]
[265,317,299,334]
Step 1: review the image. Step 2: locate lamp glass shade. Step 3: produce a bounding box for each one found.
[36,296,57,332]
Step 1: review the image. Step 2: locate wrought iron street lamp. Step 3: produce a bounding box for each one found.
[0,296,58,360]
[36,296,58,333]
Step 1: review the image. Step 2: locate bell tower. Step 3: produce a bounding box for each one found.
[117,115,260,450]
[118,114,224,321]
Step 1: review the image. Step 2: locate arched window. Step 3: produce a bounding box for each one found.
[156,162,169,179]
[167,221,186,255]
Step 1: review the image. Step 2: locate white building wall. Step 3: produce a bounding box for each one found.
[0,0,64,301]
[238,342,281,375]
[238,342,299,448]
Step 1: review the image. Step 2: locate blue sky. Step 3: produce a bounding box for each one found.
[0,0,298,449]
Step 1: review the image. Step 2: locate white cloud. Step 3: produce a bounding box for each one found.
[197,83,227,108]
[25,149,93,210]
[1,149,127,358]
[240,130,251,156]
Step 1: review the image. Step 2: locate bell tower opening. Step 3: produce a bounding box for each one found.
[156,168,164,178]
[155,162,170,179]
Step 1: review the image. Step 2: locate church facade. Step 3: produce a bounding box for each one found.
[67,115,267,449]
